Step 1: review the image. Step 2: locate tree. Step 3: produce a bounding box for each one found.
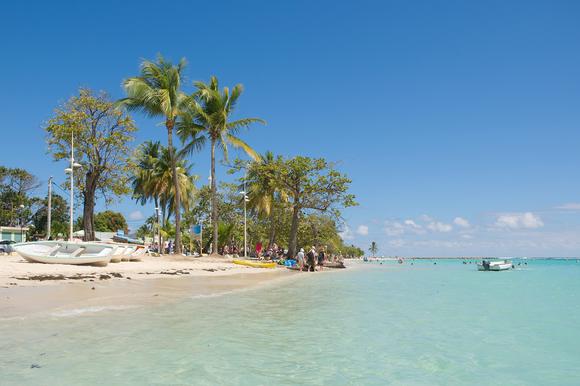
[94,211,128,232]
[45,88,137,241]
[130,141,197,253]
[178,76,265,255]
[120,54,188,254]
[0,167,39,226]
[275,156,357,258]
[369,241,378,257]
[243,151,288,246]
[31,194,69,239]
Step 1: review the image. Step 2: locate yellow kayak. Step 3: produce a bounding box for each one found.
[232,259,277,269]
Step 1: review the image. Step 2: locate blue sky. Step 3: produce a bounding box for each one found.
[1,0,580,256]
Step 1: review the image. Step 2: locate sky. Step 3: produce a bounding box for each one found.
[1,0,580,256]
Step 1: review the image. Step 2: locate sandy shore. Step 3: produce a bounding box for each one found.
[0,253,297,320]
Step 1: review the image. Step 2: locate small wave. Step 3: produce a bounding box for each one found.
[50,305,139,317]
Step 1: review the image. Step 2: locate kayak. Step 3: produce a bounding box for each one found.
[233,259,277,269]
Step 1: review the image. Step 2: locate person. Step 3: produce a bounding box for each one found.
[296,248,305,271]
[317,247,325,271]
[256,242,263,259]
[306,246,317,272]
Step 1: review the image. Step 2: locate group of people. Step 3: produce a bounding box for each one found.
[295,246,326,272]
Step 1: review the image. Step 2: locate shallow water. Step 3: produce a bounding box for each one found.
[1,260,580,385]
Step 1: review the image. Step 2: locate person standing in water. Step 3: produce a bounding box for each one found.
[317,246,326,271]
[296,248,305,271]
[306,246,317,272]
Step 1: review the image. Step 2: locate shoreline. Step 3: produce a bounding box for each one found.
[0,254,300,320]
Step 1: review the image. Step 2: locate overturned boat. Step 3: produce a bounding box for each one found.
[13,241,114,267]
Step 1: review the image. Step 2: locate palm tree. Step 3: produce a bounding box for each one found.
[131,141,162,247]
[245,151,287,246]
[119,55,188,254]
[369,241,378,258]
[177,76,265,255]
[131,142,197,252]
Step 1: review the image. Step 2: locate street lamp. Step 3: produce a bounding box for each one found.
[155,206,160,253]
[239,177,249,258]
[19,204,25,242]
[65,131,82,241]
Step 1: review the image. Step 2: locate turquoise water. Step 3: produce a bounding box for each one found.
[2,260,580,385]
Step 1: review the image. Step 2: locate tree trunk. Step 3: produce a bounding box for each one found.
[211,138,218,255]
[155,196,161,253]
[82,172,97,241]
[167,119,182,254]
[288,205,300,258]
[268,209,276,247]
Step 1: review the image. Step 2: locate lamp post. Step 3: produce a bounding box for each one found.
[47,176,52,240]
[65,132,82,241]
[19,204,25,242]
[240,173,249,258]
[155,206,159,253]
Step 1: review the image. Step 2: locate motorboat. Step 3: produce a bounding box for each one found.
[13,241,114,266]
[477,259,513,271]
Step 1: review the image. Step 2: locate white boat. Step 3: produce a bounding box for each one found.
[128,245,146,261]
[477,259,513,271]
[13,241,114,267]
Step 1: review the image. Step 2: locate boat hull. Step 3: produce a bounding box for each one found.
[232,259,277,268]
[13,241,113,267]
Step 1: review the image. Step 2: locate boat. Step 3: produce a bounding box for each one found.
[477,259,513,271]
[232,259,277,268]
[128,245,146,261]
[323,261,346,269]
[13,241,114,267]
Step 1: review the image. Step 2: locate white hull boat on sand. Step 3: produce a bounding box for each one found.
[100,244,145,263]
[13,241,114,267]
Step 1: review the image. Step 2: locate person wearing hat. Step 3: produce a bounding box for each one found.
[306,246,317,272]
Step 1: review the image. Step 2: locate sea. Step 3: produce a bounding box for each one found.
[1,259,580,385]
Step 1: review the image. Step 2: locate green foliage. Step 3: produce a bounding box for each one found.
[75,211,128,232]
[45,88,137,203]
[30,194,69,239]
[0,166,39,227]
[95,211,128,232]
[45,88,137,241]
[131,141,197,216]
[177,75,265,253]
[369,241,378,257]
[120,54,189,253]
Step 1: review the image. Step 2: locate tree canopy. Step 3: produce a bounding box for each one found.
[45,88,137,240]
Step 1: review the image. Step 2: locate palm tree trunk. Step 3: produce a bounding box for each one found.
[155,196,161,252]
[167,119,182,254]
[288,204,300,258]
[268,209,276,246]
[211,138,218,255]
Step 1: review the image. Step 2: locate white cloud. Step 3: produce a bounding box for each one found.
[426,221,453,233]
[453,217,470,228]
[129,210,144,221]
[384,222,405,237]
[339,226,354,240]
[356,225,369,236]
[404,219,421,229]
[556,203,580,210]
[384,219,424,237]
[495,212,544,229]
